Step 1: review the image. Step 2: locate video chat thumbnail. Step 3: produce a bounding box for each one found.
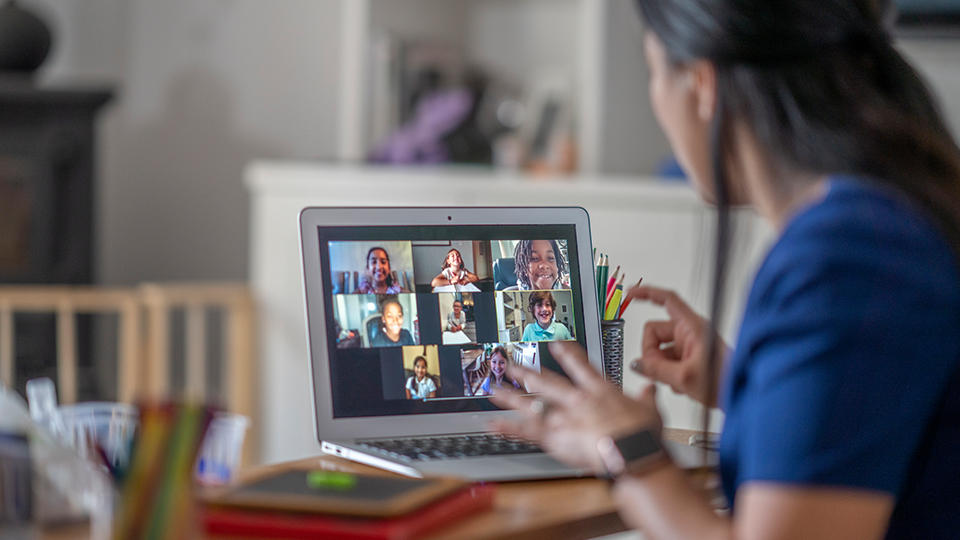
[437,292,476,345]
[412,241,494,293]
[329,241,415,294]
[402,345,441,400]
[496,289,575,343]
[492,239,570,291]
[333,294,419,348]
[461,342,541,396]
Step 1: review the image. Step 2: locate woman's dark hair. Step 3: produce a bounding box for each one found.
[513,240,568,289]
[636,0,960,433]
[528,290,557,317]
[366,247,394,287]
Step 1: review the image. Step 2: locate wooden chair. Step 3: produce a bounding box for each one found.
[0,282,257,464]
[0,285,141,405]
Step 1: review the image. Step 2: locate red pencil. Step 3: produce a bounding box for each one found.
[617,278,643,319]
[605,266,620,300]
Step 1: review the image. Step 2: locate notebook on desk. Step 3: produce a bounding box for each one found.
[299,206,709,481]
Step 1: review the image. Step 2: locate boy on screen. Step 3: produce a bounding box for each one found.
[522,291,573,342]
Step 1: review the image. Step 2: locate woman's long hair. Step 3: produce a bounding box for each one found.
[636,0,960,432]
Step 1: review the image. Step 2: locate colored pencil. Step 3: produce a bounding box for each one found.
[604,286,623,320]
[597,256,609,313]
[605,273,624,312]
[605,266,620,300]
[617,278,643,319]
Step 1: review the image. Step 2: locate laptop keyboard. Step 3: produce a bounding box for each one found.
[360,434,543,461]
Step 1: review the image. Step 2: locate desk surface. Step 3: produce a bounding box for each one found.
[42,429,703,540]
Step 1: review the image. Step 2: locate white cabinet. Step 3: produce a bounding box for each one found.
[337,0,669,176]
[246,162,773,465]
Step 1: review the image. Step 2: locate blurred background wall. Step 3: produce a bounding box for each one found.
[21,0,960,287]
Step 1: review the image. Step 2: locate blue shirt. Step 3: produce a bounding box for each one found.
[521,321,572,342]
[720,177,960,538]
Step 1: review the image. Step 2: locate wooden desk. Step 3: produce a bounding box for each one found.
[209,428,702,540]
[41,429,704,540]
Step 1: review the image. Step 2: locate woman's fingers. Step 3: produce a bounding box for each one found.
[547,341,607,392]
[642,320,677,356]
[488,416,544,443]
[505,363,581,405]
[627,285,701,323]
[632,353,696,395]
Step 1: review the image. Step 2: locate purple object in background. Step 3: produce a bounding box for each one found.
[370,88,474,164]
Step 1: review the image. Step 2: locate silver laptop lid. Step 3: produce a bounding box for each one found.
[299,207,601,443]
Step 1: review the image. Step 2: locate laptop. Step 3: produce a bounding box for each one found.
[299,206,709,481]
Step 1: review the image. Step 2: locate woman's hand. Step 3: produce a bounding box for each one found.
[626,286,729,407]
[488,341,662,474]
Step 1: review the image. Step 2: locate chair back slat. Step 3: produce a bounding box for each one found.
[1,303,13,386]
[56,302,78,404]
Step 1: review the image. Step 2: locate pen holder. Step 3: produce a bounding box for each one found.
[601,319,625,390]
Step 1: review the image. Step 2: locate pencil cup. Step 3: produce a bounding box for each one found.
[601,319,625,390]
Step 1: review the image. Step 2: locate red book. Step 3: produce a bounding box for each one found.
[202,484,495,540]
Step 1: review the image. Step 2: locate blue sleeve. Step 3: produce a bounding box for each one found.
[729,201,960,495]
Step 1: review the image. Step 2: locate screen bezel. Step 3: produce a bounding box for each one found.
[299,206,601,442]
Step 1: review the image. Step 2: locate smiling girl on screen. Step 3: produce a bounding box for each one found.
[431,249,480,292]
[405,356,437,399]
[370,297,415,347]
[356,247,409,294]
[479,346,520,396]
[513,240,568,290]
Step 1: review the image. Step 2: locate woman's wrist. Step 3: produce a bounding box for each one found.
[597,427,669,479]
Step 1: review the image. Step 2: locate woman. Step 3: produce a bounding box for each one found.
[370,297,416,347]
[480,347,520,396]
[521,291,573,342]
[356,247,408,294]
[512,240,568,291]
[431,249,480,292]
[406,356,437,399]
[489,1,960,538]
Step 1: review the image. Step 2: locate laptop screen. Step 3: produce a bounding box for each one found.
[314,224,589,419]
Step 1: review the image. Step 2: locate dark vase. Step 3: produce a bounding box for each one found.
[0,0,52,73]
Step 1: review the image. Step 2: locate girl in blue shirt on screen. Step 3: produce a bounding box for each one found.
[488,1,960,539]
[521,291,573,342]
[479,347,520,396]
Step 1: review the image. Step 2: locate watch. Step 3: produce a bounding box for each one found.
[597,428,668,479]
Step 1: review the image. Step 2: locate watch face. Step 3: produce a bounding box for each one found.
[614,430,661,461]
